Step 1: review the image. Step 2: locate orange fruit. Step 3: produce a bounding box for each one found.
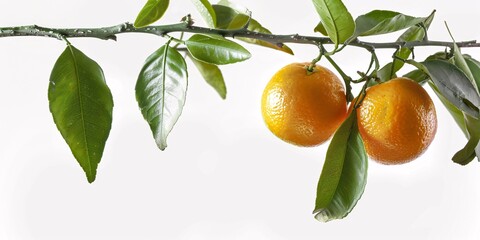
[355,77,437,164]
[261,63,347,146]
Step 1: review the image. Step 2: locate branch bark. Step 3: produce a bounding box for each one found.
[1,21,479,51]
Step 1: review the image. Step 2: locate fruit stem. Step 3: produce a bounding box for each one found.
[307,43,325,73]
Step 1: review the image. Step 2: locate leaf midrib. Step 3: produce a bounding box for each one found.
[67,45,93,177]
[159,44,169,146]
[322,0,340,45]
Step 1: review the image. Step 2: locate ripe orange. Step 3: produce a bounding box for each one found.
[355,78,437,164]
[261,63,347,146]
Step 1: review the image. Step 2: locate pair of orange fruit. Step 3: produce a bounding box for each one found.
[261,62,437,164]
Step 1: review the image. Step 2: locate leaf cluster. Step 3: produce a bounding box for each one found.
[18,0,480,224]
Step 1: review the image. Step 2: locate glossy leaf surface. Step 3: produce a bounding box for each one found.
[134,0,170,28]
[313,113,368,222]
[49,45,113,183]
[311,0,355,48]
[136,44,188,150]
[186,34,251,65]
[417,60,480,118]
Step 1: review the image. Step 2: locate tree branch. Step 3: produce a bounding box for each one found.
[1,21,479,50]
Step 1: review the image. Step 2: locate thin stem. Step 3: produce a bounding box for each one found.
[323,52,354,102]
[1,21,480,51]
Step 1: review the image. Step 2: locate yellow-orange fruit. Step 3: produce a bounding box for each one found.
[261,63,347,146]
[356,78,437,164]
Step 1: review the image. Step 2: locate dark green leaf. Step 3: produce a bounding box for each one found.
[415,60,480,118]
[455,55,480,163]
[311,0,355,48]
[353,10,425,37]
[429,82,468,136]
[185,34,251,65]
[134,0,170,28]
[452,45,477,90]
[313,112,368,222]
[49,45,113,183]
[464,56,480,93]
[212,5,237,29]
[136,44,188,150]
[189,55,227,99]
[191,0,216,28]
[314,21,328,36]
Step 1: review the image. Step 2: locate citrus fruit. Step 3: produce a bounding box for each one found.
[355,77,437,164]
[261,63,347,146]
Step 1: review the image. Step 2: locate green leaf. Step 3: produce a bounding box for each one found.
[190,0,216,28]
[49,45,114,183]
[403,69,429,84]
[429,82,468,136]
[452,45,478,91]
[453,55,480,164]
[377,11,435,82]
[189,55,227,99]
[464,56,480,93]
[211,5,293,55]
[185,34,251,65]
[453,115,480,165]
[134,0,170,28]
[227,14,294,55]
[212,5,238,29]
[314,21,328,36]
[413,60,480,118]
[313,112,368,222]
[136,44,188,150]
[311,0,355,48]
[353,10,425,37]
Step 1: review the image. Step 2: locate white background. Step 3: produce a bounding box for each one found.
[1,0,480,239]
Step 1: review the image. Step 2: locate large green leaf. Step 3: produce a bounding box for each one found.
[452,54,480,164]
[134,0,170,28]
[136,44,188,150]
[377,11,435,82]
[313,112,368,222]
[227,14,293,55]
[49,45,114,183]
[185,34,251,65]
[311,0,355,48]
[189,55,227,99]
[190,0,216,28]
[412,60,480,118]
[353,10,425,37]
